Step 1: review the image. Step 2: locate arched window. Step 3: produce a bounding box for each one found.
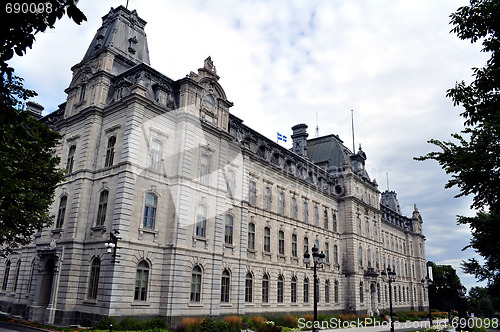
[221,269,230,303]
[134,260,149,301]
[56,196,67,229]
[291,234,298,257]
[143,193,158,229]
[278,230,285,255]
[87,257,101,299]
[291,276,297,303]
[224,215,233,245]
[13,260,21,292]
[334,280,339,303]
[190,265,202,302]
[104,136,116,167]
[245,272,253,302]
[195,204,207,237]
[325,280,330,303]
[277,275,284,303]
[262,274,269,303]
[66,145,76,173]
[264,227,271,252]
[304,277,309,303]
[96,190,109,226]
[248,222,255,250]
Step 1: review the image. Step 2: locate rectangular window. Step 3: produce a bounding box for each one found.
[278,231,285,255]
[96,190,109,226]
[248,223,255,250]
[324,209,329,229]
[291,197,298,219]
[104,136,116,167]
[264,227,271,252]
[292,234,298,257]
[249,181,257,206]
[278,192,285,215]
[224,215,233,245]
[226,170,235,197]
[143,193,157,229]
[196,204,207,237]
[66,145,76,173]
[314,205,319,226]
[264,187,272,210]
[303,202,308,223]
[199,153,210,184]
[56,196,67,229]
[149,138,163,171]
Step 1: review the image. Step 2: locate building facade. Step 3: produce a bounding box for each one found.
[0,6,428,326]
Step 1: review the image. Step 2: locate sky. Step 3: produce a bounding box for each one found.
[8,0,490,291]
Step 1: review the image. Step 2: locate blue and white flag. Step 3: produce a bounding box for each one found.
[277,132,287,142]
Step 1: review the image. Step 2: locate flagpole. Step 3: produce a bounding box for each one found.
[351,110,355,153]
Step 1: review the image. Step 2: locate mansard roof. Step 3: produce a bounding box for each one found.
[307,134,352,171]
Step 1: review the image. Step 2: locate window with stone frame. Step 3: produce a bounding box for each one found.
[304,277,309,303]
[96,190,109,226]
[360,282,364,303]
[245,272,253,302]
[278,230,285,255]
[303,201,309,223]
[358,246,363,267]
[248,222,255,250]
[221,269,230,303]
[291,234,298,257]
[143,193,157,230]
[365,219,370,238]
[56,195,68,229]
[334,280,339,303]
[134,260,149,301]
[13,260,21,292]
[334,245,339,265]
[357,216,362,234]
[325,279,330,303]
[332,212,337,232]
[291,276,297,303]
[199,152,210,184]
[324,208,329,229]
[264,227,271,252]
[303,237,309,256]
[325,242,330,263]
[148,138,163,172]
[278,191,285,215]
[376,251,380,269]
[367,248,372,268]
[264,186,272,211]
[2,260,10,291]
[226,169,235,197]
[195,204,207,238]
[249,181,257,206]
[277,275,284,303]
[190,265,202,302]
[104,135,116,167]
[291,196,298,219]
[87,257,101,300]
[224,215,234,245]
[262,274,269,303]
[314,205,319,226]
[66,145,76,173]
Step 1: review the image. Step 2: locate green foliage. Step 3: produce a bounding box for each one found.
[145,318,168,330]
[0,76,65,256]
[200,318,216,332]
[415,0,500,304]
[118,318,146,331]
[92,316,119,330]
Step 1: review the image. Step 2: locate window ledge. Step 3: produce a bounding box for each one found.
[91,225,106,235]
[140,228,158,235]
[188,303,204,307]
[51,228,63,234]
[247,249,257,253]
[131,302,150,307]
[220,303,232,307]
[82,300,97,306]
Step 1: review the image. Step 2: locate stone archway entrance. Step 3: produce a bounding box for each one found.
[39,258,55,307]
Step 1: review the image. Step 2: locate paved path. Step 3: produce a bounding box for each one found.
[0,321,49,332]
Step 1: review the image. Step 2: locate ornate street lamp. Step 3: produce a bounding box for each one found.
[105,229,121,263]
[381,267,397,332]
[304,246,326,332]
[421,277,433,327]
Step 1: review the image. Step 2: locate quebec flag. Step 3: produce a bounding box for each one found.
[277,132,287,142]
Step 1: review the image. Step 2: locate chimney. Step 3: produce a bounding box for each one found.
[291,123,308,158]
[26,101,44,119]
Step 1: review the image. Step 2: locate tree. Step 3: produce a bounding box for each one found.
[0,1,86,255]
[468,287,494,317]
[427,262,463,312]
[416,0,500,297]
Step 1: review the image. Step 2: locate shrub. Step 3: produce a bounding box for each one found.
[92,316,119,330]
[216,320,230,332]
[241,322,250,330]
[118,317,145,331]
[223,316,242,332]
[283,315,298,328]
[170,323,185,332]
[200,318,216,332]
[250,316,267,330]
[181,317,203,332]
[303,314,314,322]
[146,318,168,330]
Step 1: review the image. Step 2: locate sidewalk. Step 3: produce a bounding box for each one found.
[301,319,449,332]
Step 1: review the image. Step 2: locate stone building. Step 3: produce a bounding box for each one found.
[0,6,428,326]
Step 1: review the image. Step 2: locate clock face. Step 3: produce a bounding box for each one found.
[205,94,215,109]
